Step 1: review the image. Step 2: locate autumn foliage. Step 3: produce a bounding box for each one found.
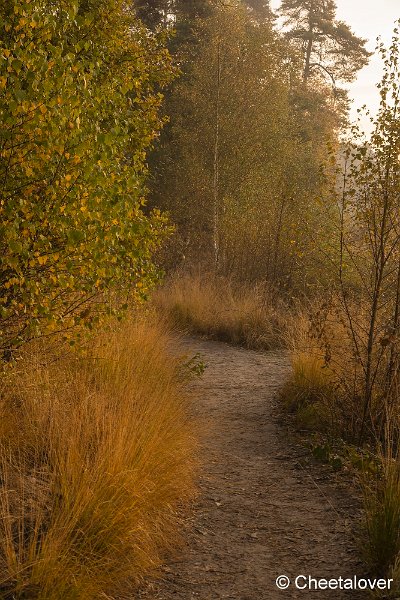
[0,0,173,353]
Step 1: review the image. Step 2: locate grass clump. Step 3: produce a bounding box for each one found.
[0,316,197,600]
[154,272,288,350]
[281,299,372,441]
[361,451,400,596]
[363,459,400,577]
[282,351,334,430]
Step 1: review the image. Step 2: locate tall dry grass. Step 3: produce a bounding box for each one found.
[154,272,288,350]
[363,456,400,578]
[281,298,380,440]
[0,316,197,599]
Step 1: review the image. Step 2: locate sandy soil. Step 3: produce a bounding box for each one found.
[138,337,366,599]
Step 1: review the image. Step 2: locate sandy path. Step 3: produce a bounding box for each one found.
[139,338,364,599]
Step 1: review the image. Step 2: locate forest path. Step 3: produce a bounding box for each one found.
[139,338,363,599]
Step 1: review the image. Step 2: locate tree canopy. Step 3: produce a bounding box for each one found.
[280,0,371,86]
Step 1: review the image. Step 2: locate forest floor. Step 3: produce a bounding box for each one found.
[138,338,366,599]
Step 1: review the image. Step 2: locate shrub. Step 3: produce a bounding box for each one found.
[0,0,173,353]
[281,297,384,441]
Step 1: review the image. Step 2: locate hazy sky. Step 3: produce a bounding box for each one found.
[270,0,400,132]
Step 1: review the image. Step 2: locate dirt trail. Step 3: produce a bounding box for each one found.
[139,338,364,599]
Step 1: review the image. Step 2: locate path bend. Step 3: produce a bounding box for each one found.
[139,338,363,600]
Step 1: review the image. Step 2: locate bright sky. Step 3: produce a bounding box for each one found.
[270,0,400,132]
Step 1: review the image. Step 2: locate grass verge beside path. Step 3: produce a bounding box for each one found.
[0,315,197,600]
[154,272,289,351]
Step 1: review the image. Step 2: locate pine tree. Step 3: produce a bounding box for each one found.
[133,0,211,30]
[244,0,273,21]
[280,0,370,85]
[133,0,170,28]
[133,1,272,30]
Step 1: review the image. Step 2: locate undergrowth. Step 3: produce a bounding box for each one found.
[0,316,197,599]
[282,301,400,587]
[154,271,288,350]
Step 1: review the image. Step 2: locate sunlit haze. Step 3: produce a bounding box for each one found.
[270,0,400,132]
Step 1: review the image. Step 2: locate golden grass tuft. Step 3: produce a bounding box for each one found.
[0,316,197,599]
[363,457,400,579]
[281,299,369,439]
[154,272,288,350]
[281,350,335,431]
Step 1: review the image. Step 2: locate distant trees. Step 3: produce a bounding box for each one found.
[242,0,273,20]
[280,0,370,86]
[134,0,171,28]
[132,0,212,30]
[146,1,338,287]
[127,0,371,292]
[133,0,271,29]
